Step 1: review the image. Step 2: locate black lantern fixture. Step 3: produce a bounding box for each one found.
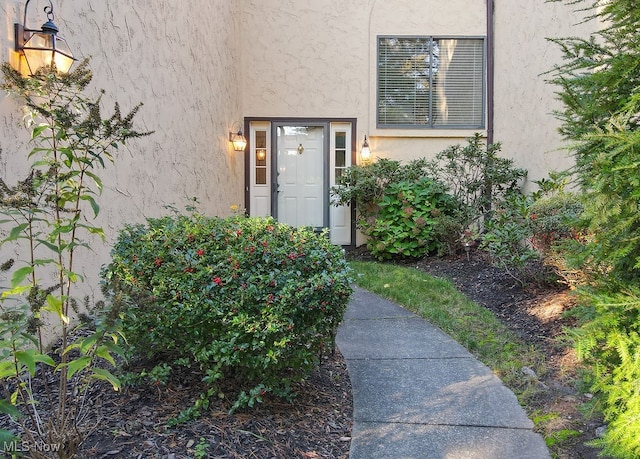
[229,122,247,152]
[360,135,372,163]
[14,0,75,75]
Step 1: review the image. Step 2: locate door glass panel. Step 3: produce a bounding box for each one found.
[255,131,267,185]
[334,131,347,181]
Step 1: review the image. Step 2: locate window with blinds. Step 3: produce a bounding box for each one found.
[377,36,485,129]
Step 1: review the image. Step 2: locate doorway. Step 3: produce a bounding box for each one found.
[246,119,354,245]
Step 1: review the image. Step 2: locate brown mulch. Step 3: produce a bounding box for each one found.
[75,351,352,459]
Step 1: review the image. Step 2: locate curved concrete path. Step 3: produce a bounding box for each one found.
[336,287,551,459]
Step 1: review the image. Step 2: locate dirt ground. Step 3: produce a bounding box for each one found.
[4,248,606,458]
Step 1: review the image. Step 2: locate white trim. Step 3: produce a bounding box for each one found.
[249,122,271,217]
[329,122,352,245]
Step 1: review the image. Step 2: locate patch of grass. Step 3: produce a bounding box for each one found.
[546,429,581,448]
[349,261,545,399]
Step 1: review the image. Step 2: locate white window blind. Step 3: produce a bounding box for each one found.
[377,36,485,128]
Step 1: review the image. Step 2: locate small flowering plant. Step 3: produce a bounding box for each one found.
[101,214,353,415]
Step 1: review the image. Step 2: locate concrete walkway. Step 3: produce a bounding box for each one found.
[335,287,551,459]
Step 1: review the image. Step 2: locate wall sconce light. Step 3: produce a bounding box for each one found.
[360,135,372,163]
[256,149,266,161]
[14,0,75,75]
[229,122,247,152]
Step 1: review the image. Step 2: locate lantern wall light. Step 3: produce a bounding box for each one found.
[360,135,372,163]
[229,122,247,152]
[14,0,75,76]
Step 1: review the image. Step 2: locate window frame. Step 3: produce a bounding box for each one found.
[376,35,486,130]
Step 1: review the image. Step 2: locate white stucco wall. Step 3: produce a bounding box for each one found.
[240,0,594,182]
[1,0,244,303]
[493,0,595,187]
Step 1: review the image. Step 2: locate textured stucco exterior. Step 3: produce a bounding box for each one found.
[493,0,594,186]
[0,0,595,300]
[241,0,593,178]
[1,0,245,301]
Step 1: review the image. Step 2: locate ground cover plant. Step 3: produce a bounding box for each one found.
[102,214,353,420]
[0,61,149,457]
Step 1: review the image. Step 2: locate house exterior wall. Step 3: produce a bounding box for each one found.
[241,0,593,185]
[0,0,596,300]
[493,0,594,187]
[0,0,244,301]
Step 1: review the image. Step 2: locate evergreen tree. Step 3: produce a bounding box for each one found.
[549,3,640,457]
[549,0,640,281]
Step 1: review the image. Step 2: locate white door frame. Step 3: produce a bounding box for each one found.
[245,118,356,245]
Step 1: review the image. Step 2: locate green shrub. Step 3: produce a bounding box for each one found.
[480,191,539,286]
[101,214,352,415]
[364,178,460,260]
[529,192,583,253]
[528,192,588,287]
[427,133,528,233]
[568,288,640,458]
[331,136,528,259]
[331,157,433,230]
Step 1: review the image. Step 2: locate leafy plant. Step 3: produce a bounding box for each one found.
[102,214,353,417]
[528,191,588,287]
[331,157,432,224]
[427,133,528,233]
[0,61,150,457]
[480,191,539,286]
[193,437,210,459]
[364,178,460,260]
[529,192,584,254]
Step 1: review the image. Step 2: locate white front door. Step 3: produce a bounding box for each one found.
[275,125,326,228]
[247,120,352,245]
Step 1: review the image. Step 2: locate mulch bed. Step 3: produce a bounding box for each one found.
[1,349,351,459]
[77,351,352,459]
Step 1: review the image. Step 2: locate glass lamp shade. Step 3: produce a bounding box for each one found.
[22,30,74,75]
[360,146,371,162]
[231,131,247,151]
[360,135,372,163]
